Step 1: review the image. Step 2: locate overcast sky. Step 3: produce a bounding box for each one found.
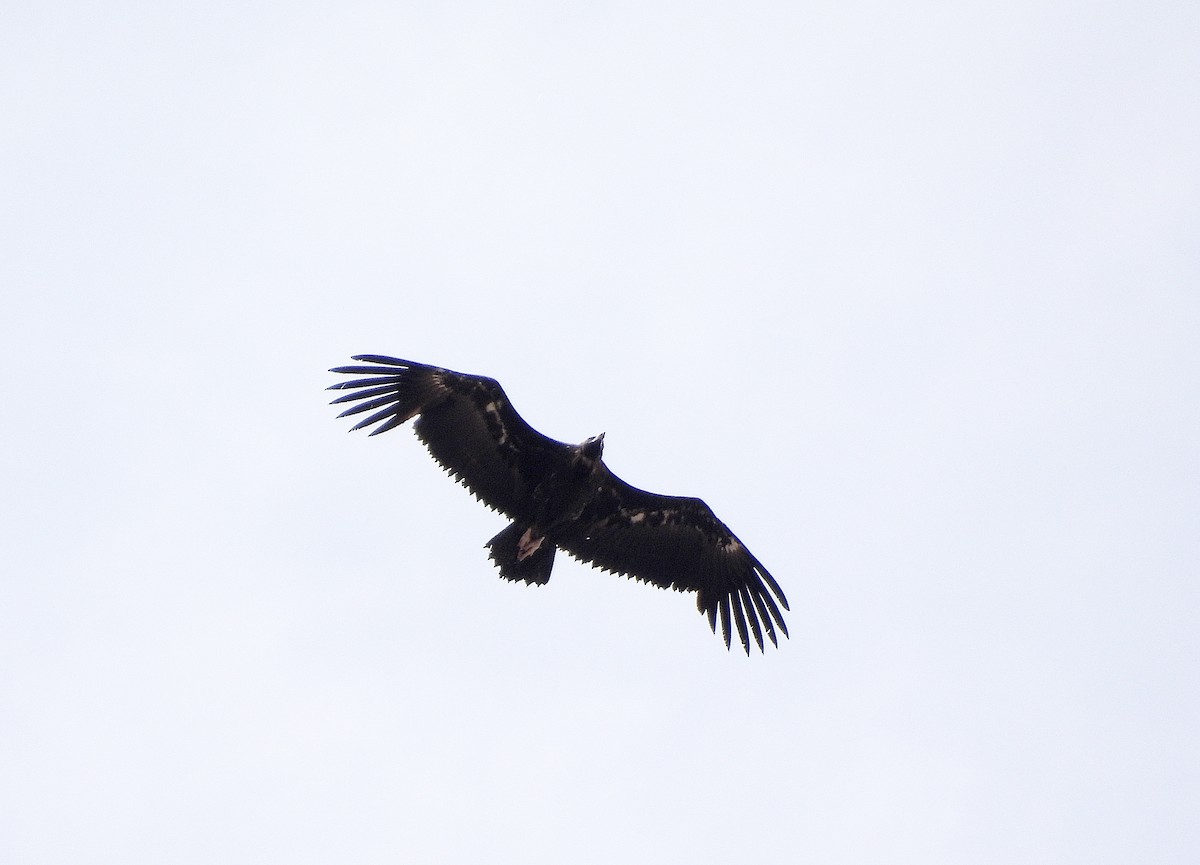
[2,2,1198,863]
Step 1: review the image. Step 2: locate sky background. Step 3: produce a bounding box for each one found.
[2,2,1198,863]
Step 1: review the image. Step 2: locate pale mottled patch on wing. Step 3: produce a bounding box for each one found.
[484,400,508,445]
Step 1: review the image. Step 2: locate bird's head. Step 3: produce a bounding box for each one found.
[581,432,606,461]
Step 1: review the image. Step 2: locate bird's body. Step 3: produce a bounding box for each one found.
[327,355,788,653]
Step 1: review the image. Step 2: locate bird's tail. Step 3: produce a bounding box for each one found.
[486,522,556,586]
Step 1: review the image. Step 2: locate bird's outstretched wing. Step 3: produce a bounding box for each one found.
[327,355,565,520]
[556,466,789,654]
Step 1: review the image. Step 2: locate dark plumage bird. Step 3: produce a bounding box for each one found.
[327,355,789,653]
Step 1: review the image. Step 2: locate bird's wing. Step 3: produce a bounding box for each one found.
[327,355,566,520]
[556,465,789,654]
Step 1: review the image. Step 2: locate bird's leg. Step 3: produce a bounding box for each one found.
[516,527,545,561]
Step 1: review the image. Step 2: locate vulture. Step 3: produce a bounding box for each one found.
[327,355,789,653]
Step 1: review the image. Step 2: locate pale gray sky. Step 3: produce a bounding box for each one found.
[3,3,1198,863]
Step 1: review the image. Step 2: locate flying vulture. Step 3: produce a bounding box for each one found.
[327,355,789,653]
